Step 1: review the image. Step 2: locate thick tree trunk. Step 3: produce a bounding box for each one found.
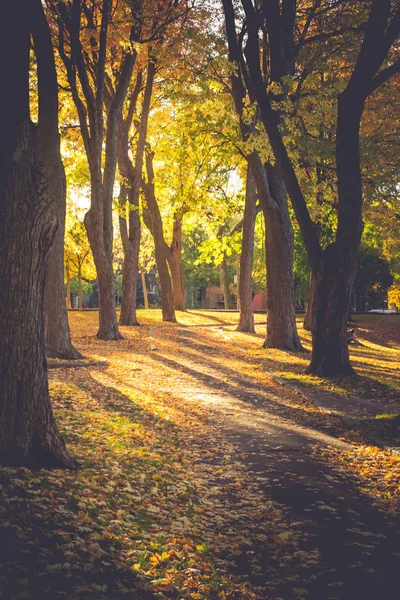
[140,266,149,309]
[306,95,364,376]
[0,0,75,468]
[43,190,82,358]
[219,258,234,309]
[155,244,176,322]
[306,246,356,376]
[85,197,122,340]
[237,166,256,332]
[167,215,186,311]
[261,166,303,351]
[303,271,316,332]
[119,188,140,326]
[143,151,176,322]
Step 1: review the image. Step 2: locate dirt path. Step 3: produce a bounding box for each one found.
[147,324,400,600]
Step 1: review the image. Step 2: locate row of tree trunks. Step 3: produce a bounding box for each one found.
[0,0,75,468]
[236,166,257,333]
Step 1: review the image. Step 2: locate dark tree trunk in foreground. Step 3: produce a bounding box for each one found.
[237,166,256,333]
[166,215,186,311]
[0,0,75,468]
[303,272,316,332]
[219,258,234,309]
[43,161,82,358]
[306,96,364,375]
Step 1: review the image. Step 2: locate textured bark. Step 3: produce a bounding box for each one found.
[0,0,76,468]
[166,215,186,311]
[306,96,364,376]
[44,197,81,356]
[306,247,356,376]
[119,187,140,326]
[143,151,176,322]
[222,0,301,348]
[44,209,82,357]
[140,266,149,309]
[219,259,234,309]
[118,60,154,325]
[237,166,256,333]
[262,166,303,351]
[303,272,316,331]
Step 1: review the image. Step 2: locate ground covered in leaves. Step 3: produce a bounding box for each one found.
[1,311,399,599]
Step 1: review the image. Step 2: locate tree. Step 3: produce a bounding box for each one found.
[0,0,75,468]
[231,0,400,375]
[142,150,177,322]
[236,166,257,332]
[222,0,303,350]
[49,0,137,340]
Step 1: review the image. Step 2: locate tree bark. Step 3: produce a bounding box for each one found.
[0,0,76,468]
[119,187,140,325]
[222,0,301,347]
[261,166,303,350]
[237,165,256,332]
[140,265,149,309]
[44,199,82,357]
[166,215,186,311]
[306,96,364,375]
[303,271,316,332]
[143,151,176,322]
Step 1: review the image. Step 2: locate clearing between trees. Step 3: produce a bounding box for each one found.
[1,311,399,600]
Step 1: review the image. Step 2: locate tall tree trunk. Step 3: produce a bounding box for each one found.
[306,96,364,376]
[143,151,176,322]
[44,199,81,357]
[253,162,303,351]
[155,245,176,322]
[219,258,234,309]
[44,220,82,357]
[166,215,186,311]
[303,271,316,332]
[85,199,122,340]
[140,266,149,309]
[0,0,75,468]
[119,187,140,326]
[118,59,154,325]
[237,166,256,332]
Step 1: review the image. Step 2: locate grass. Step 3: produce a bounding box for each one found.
[0,310,399,599]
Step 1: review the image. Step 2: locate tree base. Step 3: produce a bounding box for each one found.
[46,345,84,360]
